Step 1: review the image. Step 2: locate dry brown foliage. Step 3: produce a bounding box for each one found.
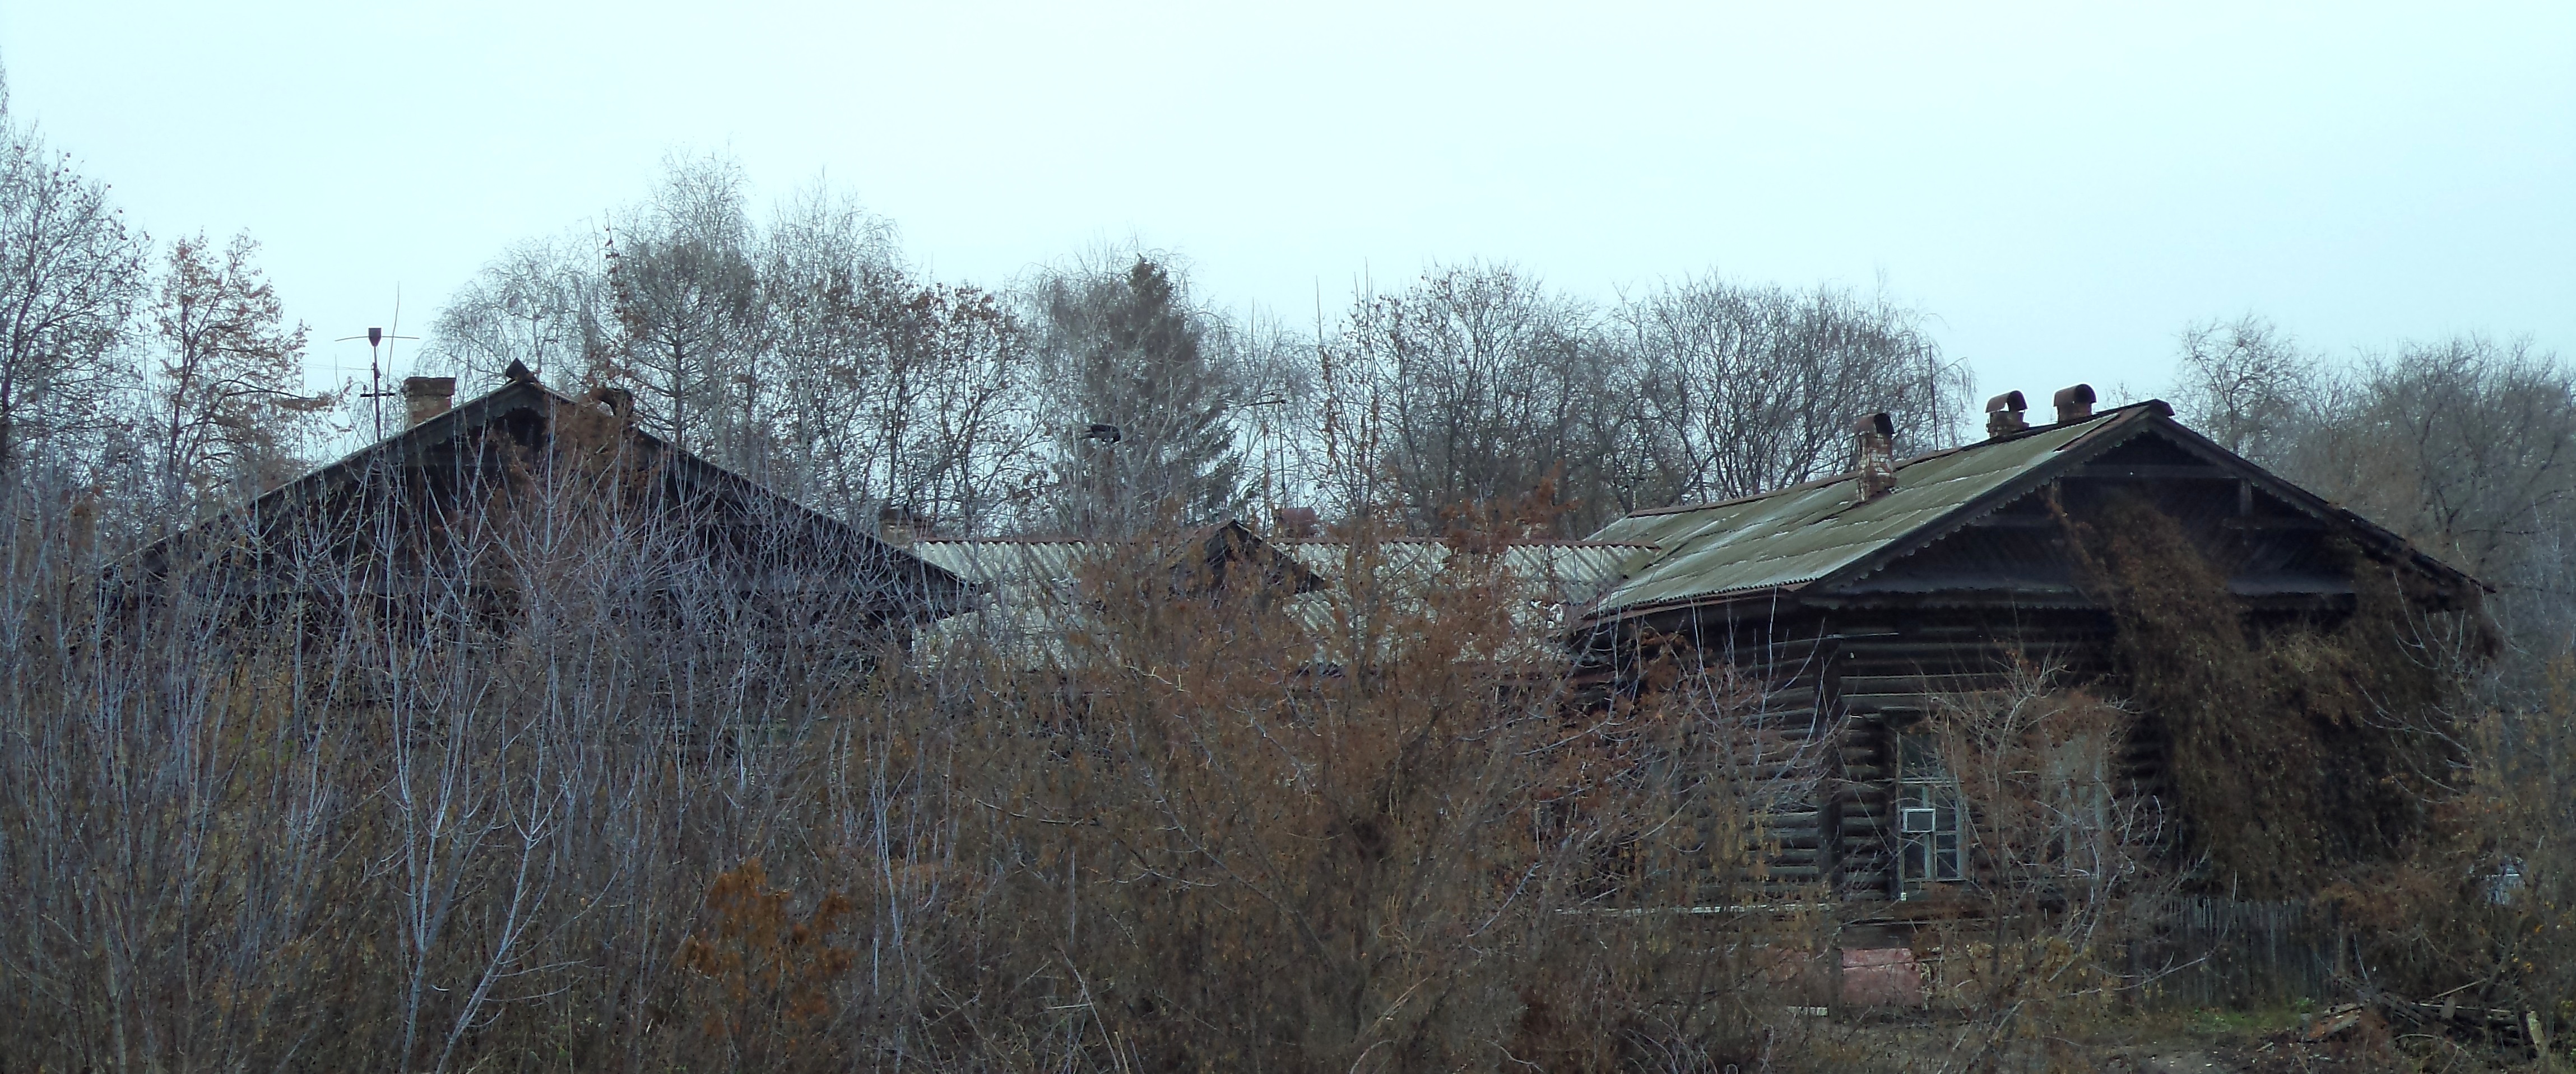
[2059,494,2472,897]
[0,470,1823,1072]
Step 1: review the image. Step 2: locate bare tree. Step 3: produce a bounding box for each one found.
[422,234,612,389]
[607,153,768,461]
[2284,337,2576,583]
[1213,308,1318,521]
[1918,667,2184,1072]
[2171,314,2317,467]
[1332,262,1620,534]
[2258,335,2576,692]
[426,162,1052,540]
[145,231,335,508]
[760,190,1040,533]
[0,106,147,471]
[1614,275,1967,508]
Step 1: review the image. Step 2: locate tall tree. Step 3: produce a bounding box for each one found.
[146,231,331,505]
[423,234,611,390]
[1333,263,1621,534]
[1614,276,1966,509]
[2171,314,2316,467]
[768,248,1039,532]
[1031,254,1246,536]
[0,104,147,471]
[2281,337,2576,587]
[607,154,765,461]
[755,185,1045,534]
[425,161,1049,536]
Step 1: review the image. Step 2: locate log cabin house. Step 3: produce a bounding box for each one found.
[138,361,2475,915]
[1569,385,2482,908]
[123,362,973,650]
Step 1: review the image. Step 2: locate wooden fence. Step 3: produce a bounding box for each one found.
[2136,897,2337,1008]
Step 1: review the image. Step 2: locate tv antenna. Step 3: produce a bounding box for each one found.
[336,289,420,440]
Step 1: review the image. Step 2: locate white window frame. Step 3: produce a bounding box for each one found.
[1895,728,1964,898]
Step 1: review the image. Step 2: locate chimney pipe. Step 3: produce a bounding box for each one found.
[402,376,456,427]
[1853,411,1897,501]
[2053,383,2097,424]
[1985,390,2029,438]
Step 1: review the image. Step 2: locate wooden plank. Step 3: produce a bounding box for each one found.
[1839,673,2015,695]
[1839,693,1938,714]
[2069,463,2234,480]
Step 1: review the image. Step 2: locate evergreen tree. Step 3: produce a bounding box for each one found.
[1033,255,1245,536]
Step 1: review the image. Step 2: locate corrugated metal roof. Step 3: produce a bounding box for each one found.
[1278,541,1653,663]
[1585,410,2133,617]
[1279,541,1647,607]
[906,541,1100,668]
[908,540,1097,596]
[912,536,1654,668]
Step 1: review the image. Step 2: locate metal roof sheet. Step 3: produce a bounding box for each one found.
[1279,541,1647,606]
[906,541,1098,669]
[912,536,1654,668]
[1585,411,2124,616]
[908,540,1096,593]
[1277,540,1653,664]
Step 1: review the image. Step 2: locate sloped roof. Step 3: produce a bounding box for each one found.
[907,538,1098,597]
[139,365,972,617]
[1278,540,1642,607]
[904,539,1096,668]
[1278,539,1651,664]
[910,522,1328,605]
[1584,401,2478,622]
[907,522,1330,667]
[911,529,1646,668]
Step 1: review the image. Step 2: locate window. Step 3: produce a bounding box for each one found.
[2043,729,2113,872]
[1896,729,1963,896]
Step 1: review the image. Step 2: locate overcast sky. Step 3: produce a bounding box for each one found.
[4,2,2569,406]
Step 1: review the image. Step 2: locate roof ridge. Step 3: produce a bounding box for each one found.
[1576,403,2175,619]
[1608,401,2173,522]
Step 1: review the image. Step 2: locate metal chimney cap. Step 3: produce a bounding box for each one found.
[1985,390,2027,414]
[1852,411,1895,437]
[2053,384,2097,423]
[588,385,635,417]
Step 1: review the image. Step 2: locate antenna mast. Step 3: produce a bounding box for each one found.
[336,289,419,440]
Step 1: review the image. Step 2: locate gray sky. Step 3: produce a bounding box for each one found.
[4,1,2570,406]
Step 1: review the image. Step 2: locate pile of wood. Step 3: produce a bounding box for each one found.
[2302,984,2555,1060]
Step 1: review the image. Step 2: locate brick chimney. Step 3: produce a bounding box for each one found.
[1853,412,1897,501]
[403,376,456,427]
